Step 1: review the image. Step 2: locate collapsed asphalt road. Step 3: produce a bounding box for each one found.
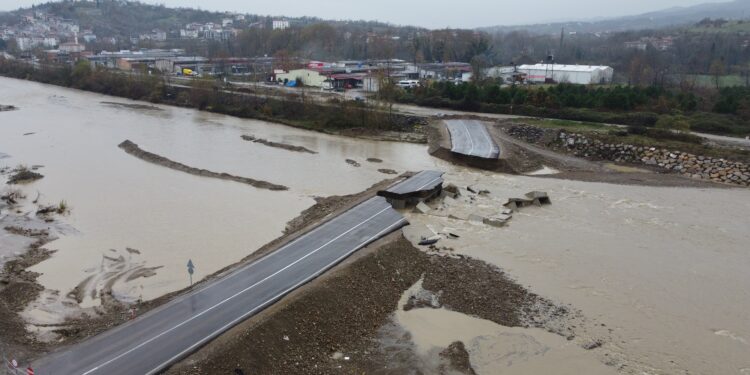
[32,196,408,375]
[445,119,500,159]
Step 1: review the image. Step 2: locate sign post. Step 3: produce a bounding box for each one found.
[187,259,195,286]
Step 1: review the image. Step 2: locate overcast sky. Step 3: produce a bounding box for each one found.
[0,0,733,29]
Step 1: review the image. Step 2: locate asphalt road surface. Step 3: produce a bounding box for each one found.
[383,170,444,195]
[445,119,500,159]
[33,197,407,375]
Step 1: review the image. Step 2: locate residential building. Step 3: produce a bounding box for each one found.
[272,19,290,30]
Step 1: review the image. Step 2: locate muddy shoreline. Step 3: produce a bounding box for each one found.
[166,234,580,374]
[118,140,289,191]
[2,175,404,363]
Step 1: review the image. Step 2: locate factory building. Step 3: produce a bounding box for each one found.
[517,64,613,85]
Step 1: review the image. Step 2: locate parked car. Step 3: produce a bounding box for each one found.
[397,80,420,89]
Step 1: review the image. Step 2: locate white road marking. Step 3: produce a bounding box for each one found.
[80,203,395,375]
[145,217,408,375]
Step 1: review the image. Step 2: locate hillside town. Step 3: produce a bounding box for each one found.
[0,6,620,90]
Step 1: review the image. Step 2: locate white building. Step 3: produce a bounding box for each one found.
[59,42,85,53]
[517,64,613,85]
[15,36,58,51]
[272,19,290,30]
[180,29,199,39]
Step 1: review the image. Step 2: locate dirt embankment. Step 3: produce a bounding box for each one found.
[0,210,58,360]
[489,121,732,188]
[430,118,731,188]
[0,243,55,360]
[118,140,288,191]
[240,135,317,154]
[427,120,541,174]
[18,176,405,361]
[166,234,569,375]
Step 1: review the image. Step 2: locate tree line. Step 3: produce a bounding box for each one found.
[0,58,414,134]
[395,81,750,136]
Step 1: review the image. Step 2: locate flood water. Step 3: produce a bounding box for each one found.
[0,77,442,315]
[403,171,750,375]
[3,77,750,375]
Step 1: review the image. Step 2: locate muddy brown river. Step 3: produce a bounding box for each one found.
[0,77,444,316]
[2,77,749,374]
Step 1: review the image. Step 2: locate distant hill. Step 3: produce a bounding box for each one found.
[481,0,750,34]
[0,0,404,38]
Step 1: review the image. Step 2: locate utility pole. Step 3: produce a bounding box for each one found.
[560,27,565,51]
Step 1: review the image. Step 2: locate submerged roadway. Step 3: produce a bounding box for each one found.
[33,196,408,375]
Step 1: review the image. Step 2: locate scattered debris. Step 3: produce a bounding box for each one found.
[526,191,552,205]
[7,167,44,184]
[483,213,512,228]
[583,340,604,350]
[419,236,440,246]
[366,158,383,163]
[377,168,398,175]
[468,214,485,223]
[439,341,477,375]
[414,202,432,214]
[1,189,25,205]
[443,184,461,198]
[3,226,49,238]
[34,200,70,217]
[240,135,317,154]
[345,159,361,167]
[466,186,478,194]
[125,247,141,255]
[504,192,552,210]
[448,233,460,239]
[403,287,442,311]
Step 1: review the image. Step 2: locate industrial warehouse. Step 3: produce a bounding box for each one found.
[78,48,615,91]
[517,63,614,84]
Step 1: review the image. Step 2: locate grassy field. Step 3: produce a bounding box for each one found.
[670,74,748,88]
[519,118,750,163]
[523,118,612,133]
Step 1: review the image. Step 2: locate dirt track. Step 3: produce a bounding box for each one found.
[429,118,730,188]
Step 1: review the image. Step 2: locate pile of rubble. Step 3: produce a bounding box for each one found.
[557,132,750,186]
[506,124,548,144]
[411,185,552,246]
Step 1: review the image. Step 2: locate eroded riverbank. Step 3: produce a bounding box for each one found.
[3,77,750,375]
[0,77,444,351]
